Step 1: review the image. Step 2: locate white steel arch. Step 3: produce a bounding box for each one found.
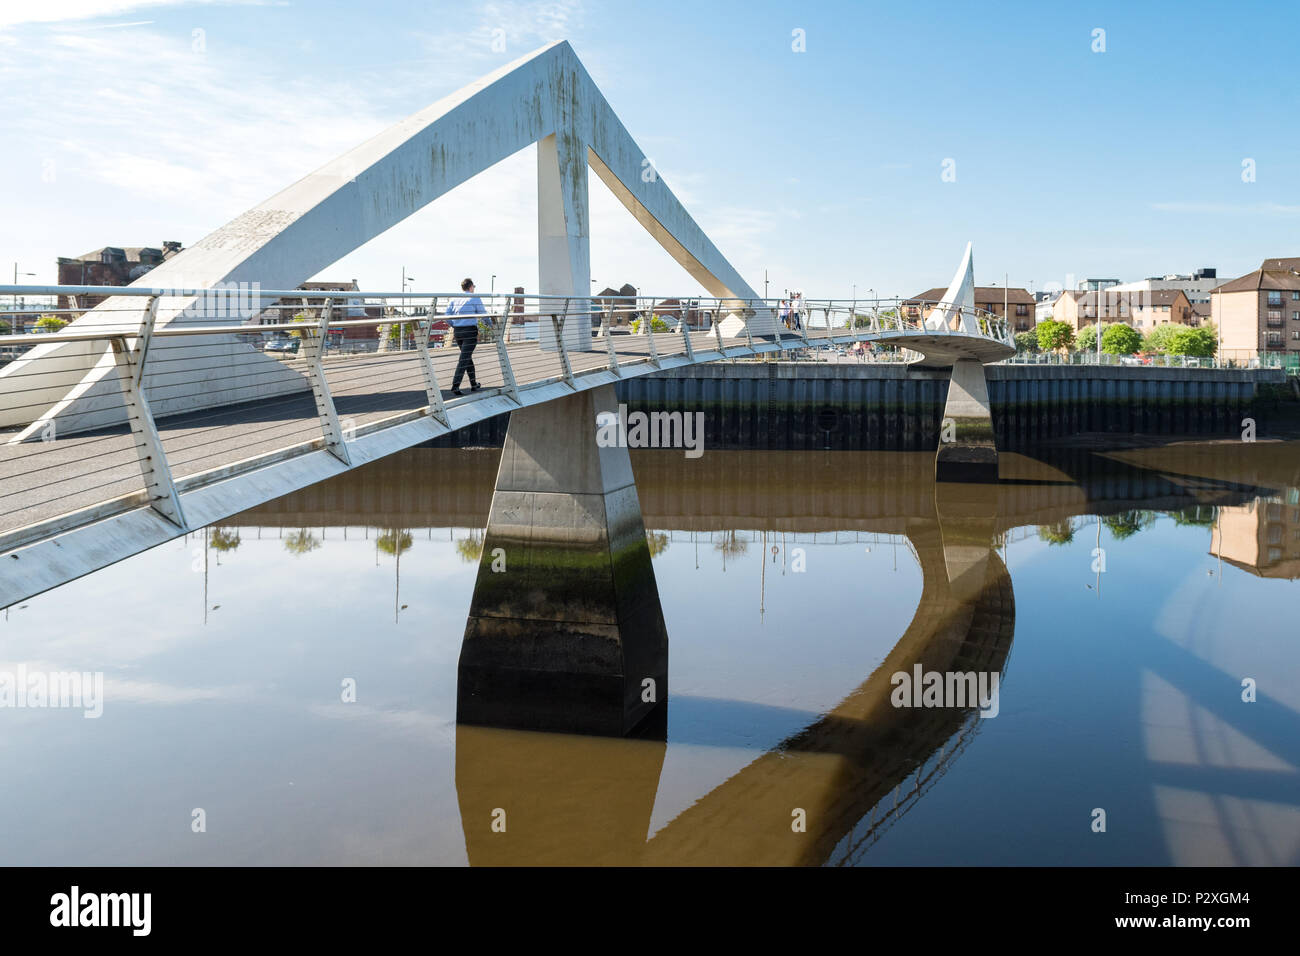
[0,40,771,435]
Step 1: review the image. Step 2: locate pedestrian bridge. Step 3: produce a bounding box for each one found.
[0,39,1010,608]
[0,286,1009,607]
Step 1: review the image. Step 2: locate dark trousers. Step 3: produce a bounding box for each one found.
[452,325,478,389]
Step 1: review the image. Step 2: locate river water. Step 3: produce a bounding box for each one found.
[2,440,1297,865]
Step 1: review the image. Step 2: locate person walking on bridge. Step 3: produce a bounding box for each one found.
[446,277,487,395]
[790,291,804,331]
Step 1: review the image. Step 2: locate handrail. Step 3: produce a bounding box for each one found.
[0,290,1017,349]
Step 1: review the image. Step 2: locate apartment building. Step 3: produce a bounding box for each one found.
[1210,256,1300,359]
[1211,493,1300,581]
[904,285,1036,332]
[1051,288,1195,331]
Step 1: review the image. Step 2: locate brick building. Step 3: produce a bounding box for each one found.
[56,241,183,309]
[904,286,1036,332]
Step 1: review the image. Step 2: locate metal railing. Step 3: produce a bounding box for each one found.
[1000,349,1289,370]
[0,284,1011,555]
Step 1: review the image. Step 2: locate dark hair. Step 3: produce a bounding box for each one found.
[461,278,474,291]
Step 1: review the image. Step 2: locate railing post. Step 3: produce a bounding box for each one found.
[552,298,575,386]
[713,306,726,354]
[643,296,660,366]
[604,301,621,375]
[109,294,185,528]
[300,298,351,465]
[680,298,696,362]
[416,302,450,426]
[491,306,521,403]
[743,302,756,353]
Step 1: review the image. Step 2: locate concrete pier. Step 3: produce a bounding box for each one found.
[457,383,669,736]
[935,358,998,482]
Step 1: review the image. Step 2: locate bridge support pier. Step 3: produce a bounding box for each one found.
[936,358,998,483]
[457,384,669,737]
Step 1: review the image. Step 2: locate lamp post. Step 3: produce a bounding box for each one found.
[399,269,415,351]
[13,264,36,331]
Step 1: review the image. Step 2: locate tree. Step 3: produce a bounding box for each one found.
[713,531,748,558]
[1103,510,1155,540]
[1102,323,1143,355]
[646,531,669,557]
[35,314,67,333]
[1075,323,1103,352]
[455,531,484,563]
[630,315,671,334]
[1169,326,1217,358]
[1036,319,1074,353]
[283,529,321,555]
[1171,504,1216,527]
[1013,330,1039,353]
[1037,520,1074,546]
[0,319,10,334]
[376,528,413,557]
[1142,323,1182,354]
[209,527,241,552]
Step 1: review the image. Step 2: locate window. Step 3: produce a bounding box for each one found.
[1293,330,1300,340]
[1268,310,1283,326]
[1294,312,1300,321]
[1268,291,1284,306]
[1267,332,1283,346]
[1016,304,1028,316]
[1292,291,1300,300]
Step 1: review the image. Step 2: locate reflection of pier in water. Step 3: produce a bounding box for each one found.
[450,477,1012,865]
[229,443,1282,865]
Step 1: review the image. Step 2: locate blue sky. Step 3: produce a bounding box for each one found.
[2,0,1297,301]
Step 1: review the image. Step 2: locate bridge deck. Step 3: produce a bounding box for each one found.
[0,329,847,544]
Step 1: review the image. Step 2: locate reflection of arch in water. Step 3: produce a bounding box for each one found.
[636,504,1013,866]
[453,483,1014,866]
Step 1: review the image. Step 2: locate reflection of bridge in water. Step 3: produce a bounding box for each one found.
[227,442,1279,865]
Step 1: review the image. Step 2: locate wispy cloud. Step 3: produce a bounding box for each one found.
[0,0,761,298]
[2,27,396,213]
[0,0,281,30]
[410,0,584,85]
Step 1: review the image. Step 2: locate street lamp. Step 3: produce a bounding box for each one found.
[13,263,36,331]
[398,269,416,351]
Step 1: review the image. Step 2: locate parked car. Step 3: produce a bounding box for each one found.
[263,337,300,355]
